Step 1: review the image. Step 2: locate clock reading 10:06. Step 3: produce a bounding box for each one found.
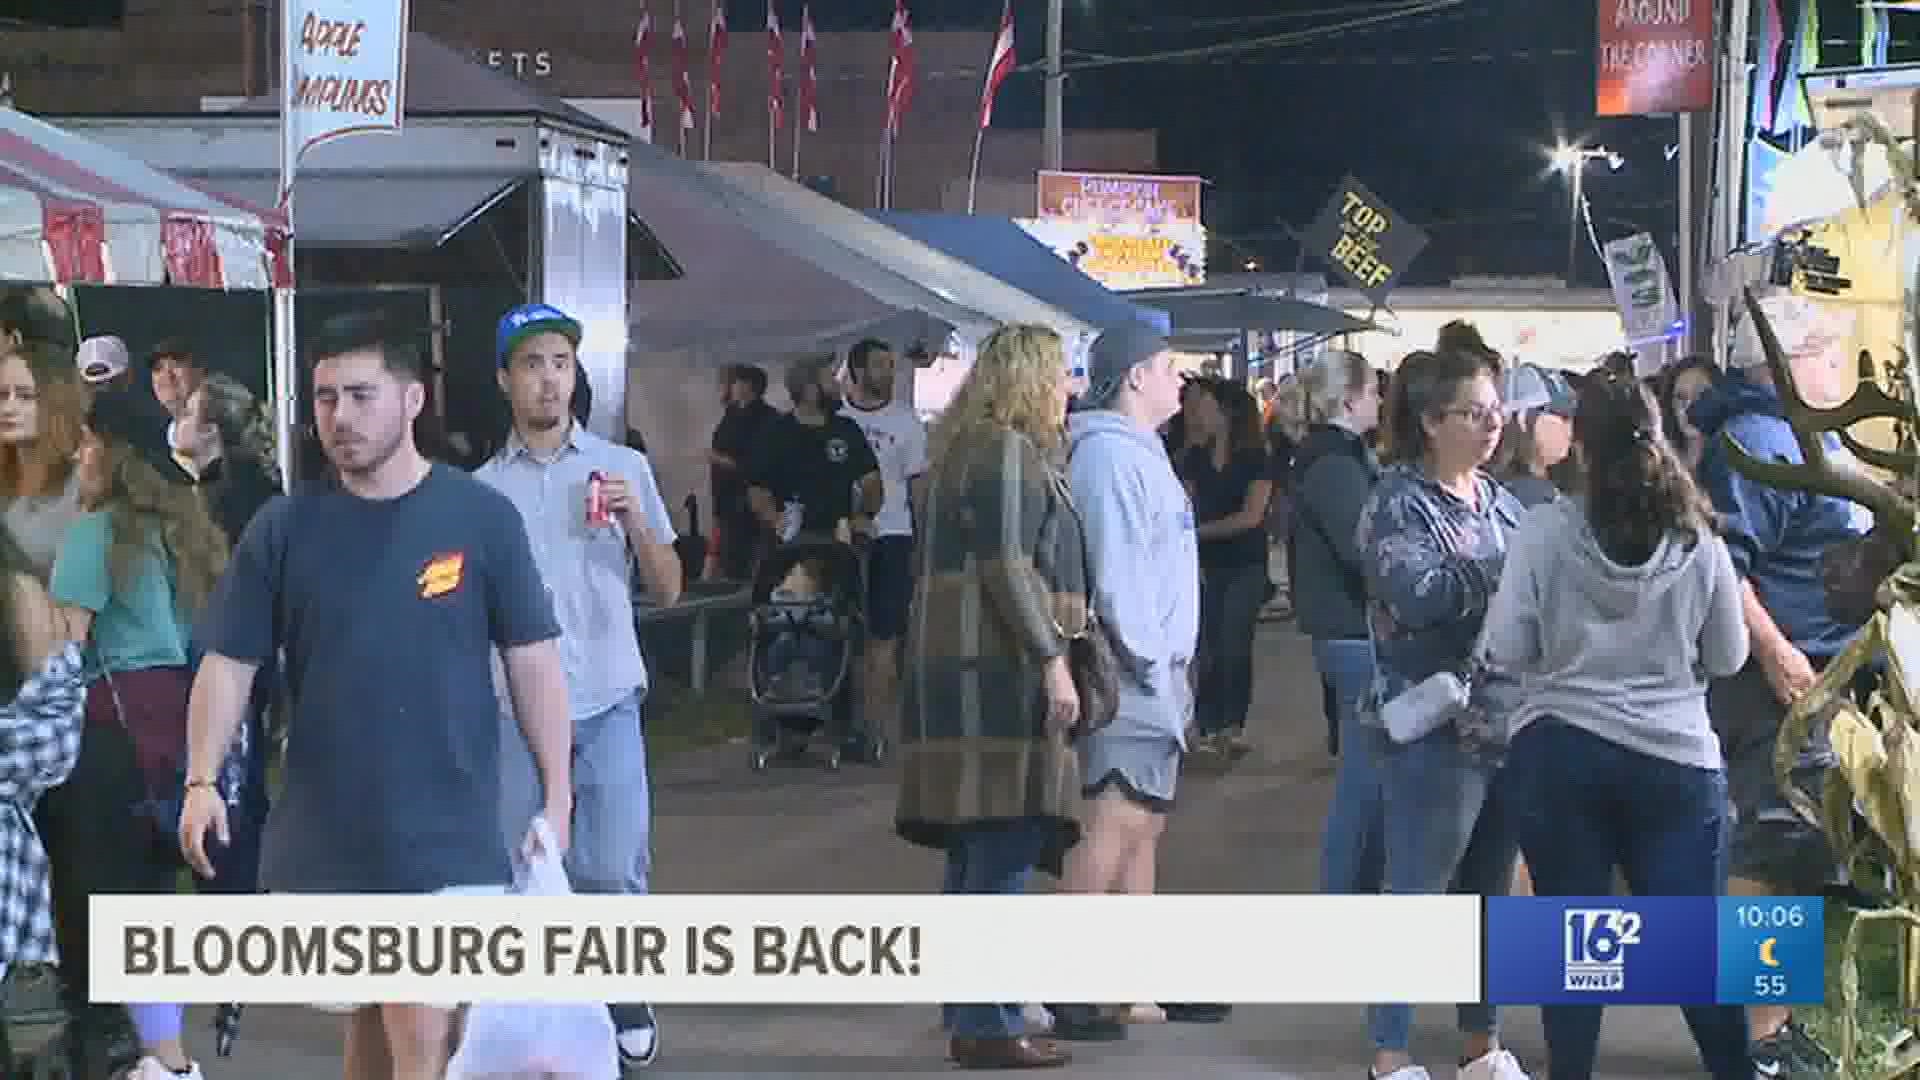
[1716,898,1824,1006]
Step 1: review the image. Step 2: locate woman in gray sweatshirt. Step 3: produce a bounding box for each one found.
[1480,373,1750,1080]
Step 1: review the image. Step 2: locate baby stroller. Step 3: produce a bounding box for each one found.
[746,537,877,771]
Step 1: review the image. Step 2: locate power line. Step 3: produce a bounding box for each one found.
[1014,0,1473,74]
[1119,0,1470,34]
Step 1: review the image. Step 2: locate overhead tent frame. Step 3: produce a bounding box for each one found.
[625,139,999,360]
[868,210,1173,337]
[699,162,1099,364]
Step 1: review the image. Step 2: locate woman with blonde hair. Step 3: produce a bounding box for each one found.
[0,339,89,578]
[43,388,229,1080]
[897,323,1087,1071]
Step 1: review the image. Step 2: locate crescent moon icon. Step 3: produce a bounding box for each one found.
[1760,937,1780,968]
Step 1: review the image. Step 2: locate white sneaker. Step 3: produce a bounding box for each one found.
[1459,1049,1530,1080]
[119,1057,204,1080]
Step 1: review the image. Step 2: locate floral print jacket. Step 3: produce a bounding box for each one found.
[1354,462,1524,690]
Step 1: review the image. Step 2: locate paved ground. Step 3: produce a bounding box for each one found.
[168,622,1713,1078]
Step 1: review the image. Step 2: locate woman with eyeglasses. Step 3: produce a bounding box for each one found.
[1352,344,1528,1080]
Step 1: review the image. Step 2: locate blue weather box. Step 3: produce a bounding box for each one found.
[1485,898,1825,1006]
[1716,898,1824,1007]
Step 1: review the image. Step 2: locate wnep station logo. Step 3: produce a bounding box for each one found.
[1562,908,1642,992]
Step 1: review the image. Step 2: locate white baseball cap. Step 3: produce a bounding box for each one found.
[76,336,130,384]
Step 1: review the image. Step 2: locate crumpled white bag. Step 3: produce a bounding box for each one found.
[444,816,618,1080]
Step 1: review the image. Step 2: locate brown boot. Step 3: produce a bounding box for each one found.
[948,1035,1071,1069]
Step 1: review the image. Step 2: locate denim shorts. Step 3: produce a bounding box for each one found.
[1707,661,1840,893]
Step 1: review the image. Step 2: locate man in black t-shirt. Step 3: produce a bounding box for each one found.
[747,354,880,542]
[708,364,780,578]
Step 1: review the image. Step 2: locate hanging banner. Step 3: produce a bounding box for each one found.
[1596,0,1713,117]
[1744,137,1791,246]
[1602,232,1681,366]
[280,0,411,203]
[1298,176,1429,306]
[1016,218,1206,291]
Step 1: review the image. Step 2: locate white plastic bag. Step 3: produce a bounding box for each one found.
[445,816,618,1080]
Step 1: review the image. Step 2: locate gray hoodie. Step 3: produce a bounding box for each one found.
[1481,498,1749,769]
[1067,410,1201,745]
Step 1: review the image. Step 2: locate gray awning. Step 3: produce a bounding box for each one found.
[182,174,525,249]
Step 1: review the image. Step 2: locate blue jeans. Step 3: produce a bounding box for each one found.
[1315,639,1384,896]
[1368,727,1515,1052]
[503,692,653,1031]
[941,820,1052,1038]
[1506,719,1750,1080]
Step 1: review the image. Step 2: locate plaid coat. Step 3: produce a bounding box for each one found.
[0,643,84,980]
[896,429,1088,874]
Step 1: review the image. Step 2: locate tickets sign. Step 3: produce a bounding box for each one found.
[1037,171,1203,229]
[1596,0,1712,117]
[1016,218,1206,292]
[1299,177,1429,305]
[280,0,411,203]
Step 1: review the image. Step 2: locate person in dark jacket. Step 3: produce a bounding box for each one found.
[1690,297,1868,1078]
[1291,351,1384,900]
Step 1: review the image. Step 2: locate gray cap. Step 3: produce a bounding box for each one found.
[1082,323,1171,407]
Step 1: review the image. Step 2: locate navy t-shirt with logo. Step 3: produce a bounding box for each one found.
[200,464,560,893]
[748,413,878,534]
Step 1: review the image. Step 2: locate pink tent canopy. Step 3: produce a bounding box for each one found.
[0,107,290,290]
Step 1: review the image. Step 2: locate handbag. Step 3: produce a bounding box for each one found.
[1052,452,1119,737]
[98,667,192,842]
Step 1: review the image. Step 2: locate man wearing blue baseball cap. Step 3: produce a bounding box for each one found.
[478,301,683,1072]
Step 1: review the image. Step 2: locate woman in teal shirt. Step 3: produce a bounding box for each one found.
[43,388,228,1080]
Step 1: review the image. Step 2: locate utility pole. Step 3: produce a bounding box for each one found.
[1044,0,1063,170]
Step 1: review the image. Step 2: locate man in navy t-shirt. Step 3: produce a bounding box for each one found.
[179,311,572,1080]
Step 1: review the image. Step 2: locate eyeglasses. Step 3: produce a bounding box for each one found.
[1440,404,1504,429]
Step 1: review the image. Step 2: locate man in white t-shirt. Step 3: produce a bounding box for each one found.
[840,339,927,755]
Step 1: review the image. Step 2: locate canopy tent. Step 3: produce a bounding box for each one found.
[699,163,1097,354]
[868,211,1171,336]
[0,106,286,288]
[629,143,996,357]
[1131,287,1376,338]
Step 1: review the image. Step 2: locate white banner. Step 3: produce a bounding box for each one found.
[280,0,411,203]
[1601,232,1680,367]
[94,894,1480,1005]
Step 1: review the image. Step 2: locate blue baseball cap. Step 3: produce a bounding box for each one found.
[496,303,582,368]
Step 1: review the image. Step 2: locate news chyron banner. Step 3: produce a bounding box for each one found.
[1485,897,1826,1007]
[94,895,1482,1005]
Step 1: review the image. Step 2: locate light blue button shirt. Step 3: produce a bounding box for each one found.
[475,425,677,717]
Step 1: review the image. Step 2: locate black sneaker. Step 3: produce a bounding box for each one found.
[1043,1003,1126,1041]
[1161,1003,1232,1023]
[614,1003,660,1071]
[1750,1018,1834,1079]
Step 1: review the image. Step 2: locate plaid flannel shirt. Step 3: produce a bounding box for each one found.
[0,643,84,979]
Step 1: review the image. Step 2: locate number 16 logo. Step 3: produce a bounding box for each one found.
[1564,908,1642,991]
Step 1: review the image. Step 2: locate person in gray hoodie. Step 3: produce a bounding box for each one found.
[1481,373,1750,1080]
[1047,325,1203,1040]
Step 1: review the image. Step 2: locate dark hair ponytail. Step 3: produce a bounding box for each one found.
[1576,373,1715,565]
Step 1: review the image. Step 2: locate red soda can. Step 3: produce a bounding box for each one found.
[585,470,610,526]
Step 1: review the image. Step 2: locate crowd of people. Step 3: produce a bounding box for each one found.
[895,304,1863,1080]
[0,274,1873,1080]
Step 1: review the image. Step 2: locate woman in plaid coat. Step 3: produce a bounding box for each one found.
[896,324,1088,1071]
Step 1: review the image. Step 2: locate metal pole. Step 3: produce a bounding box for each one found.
[1044,0,1064,170]
[1711,0,1752,369]
[966,127,985,214]
[1566,162,1582,284]
[1677,111,1694,357]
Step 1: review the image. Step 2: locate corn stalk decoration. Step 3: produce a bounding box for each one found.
[1723,241,1920,1075]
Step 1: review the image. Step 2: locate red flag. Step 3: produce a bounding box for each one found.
[978,0,1014,129]
[766,2,785,131]
[799,5,819,133]
[884,0,916,137]
[672,12,696,130]
[708,1,729,117]
[634,5,656,143]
